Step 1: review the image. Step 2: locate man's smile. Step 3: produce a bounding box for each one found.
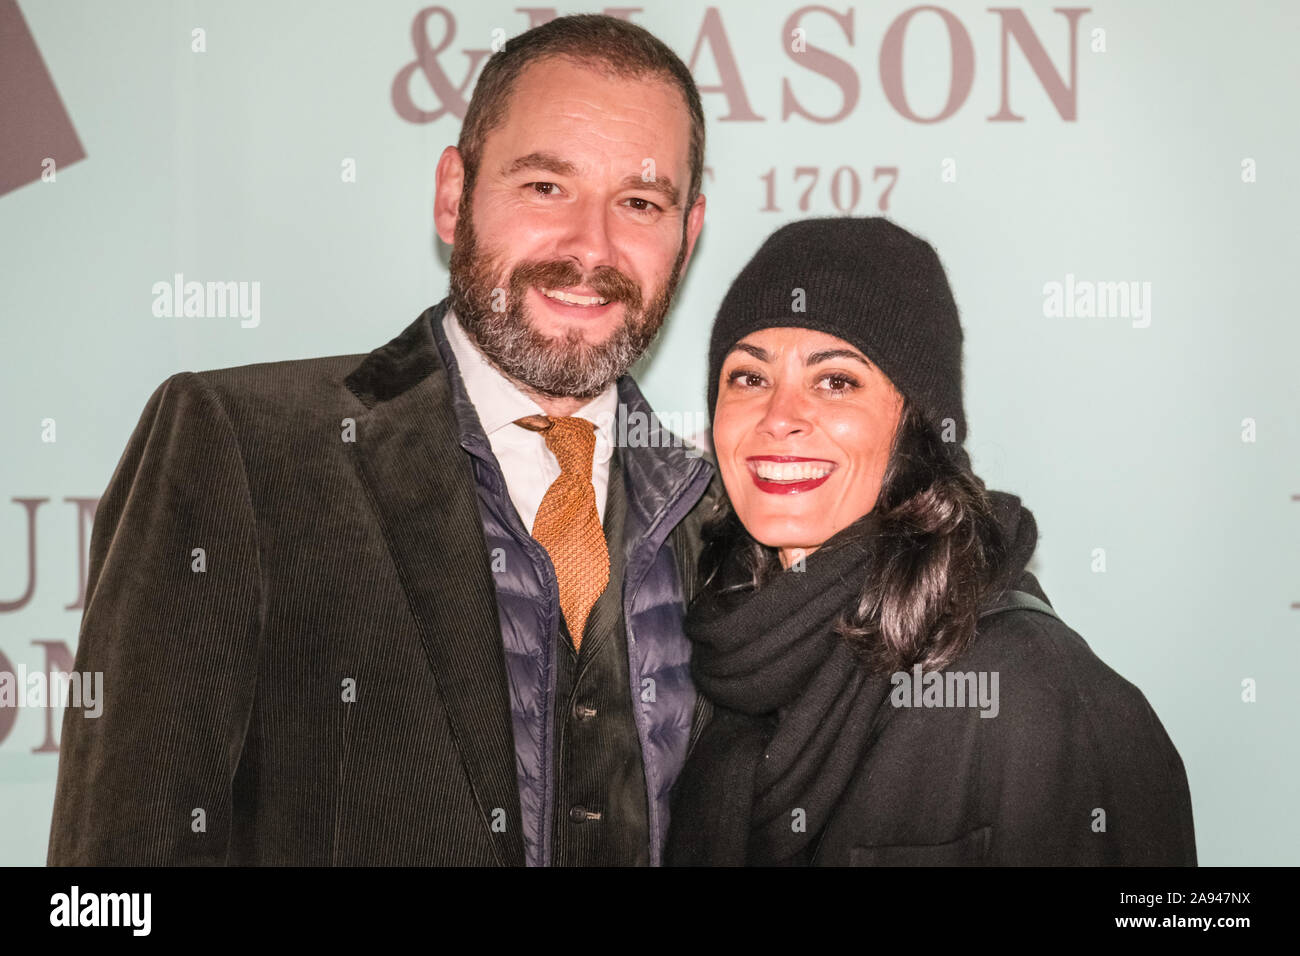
[540,286,609,306]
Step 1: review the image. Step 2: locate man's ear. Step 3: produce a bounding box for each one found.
[434,146,466,245]
[679,193,707,275]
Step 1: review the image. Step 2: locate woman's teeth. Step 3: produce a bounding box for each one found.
[754,461,833,482]
[541,288,608,306]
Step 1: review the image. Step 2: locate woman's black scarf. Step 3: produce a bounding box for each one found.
[667,515,897,866]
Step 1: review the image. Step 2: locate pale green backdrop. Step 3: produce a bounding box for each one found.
[1,0,1296,865]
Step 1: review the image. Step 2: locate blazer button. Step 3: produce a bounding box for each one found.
[573,702,598,721]
[569,805,602,823]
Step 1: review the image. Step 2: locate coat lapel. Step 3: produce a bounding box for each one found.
[343,302,525,866]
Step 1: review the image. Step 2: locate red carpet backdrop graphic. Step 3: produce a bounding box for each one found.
[0,0,1297,873]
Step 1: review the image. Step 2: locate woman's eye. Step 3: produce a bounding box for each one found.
[726,369,765,388]
[818,373,860,393]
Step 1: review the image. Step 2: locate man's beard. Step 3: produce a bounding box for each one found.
[447,203,687,400]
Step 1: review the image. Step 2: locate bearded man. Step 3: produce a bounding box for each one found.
[47,14,719,867]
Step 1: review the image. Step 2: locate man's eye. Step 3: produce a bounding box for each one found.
[528,182,559,196]
[625,197,661,214]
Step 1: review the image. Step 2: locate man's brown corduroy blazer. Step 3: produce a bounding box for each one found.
[46,302,720,866]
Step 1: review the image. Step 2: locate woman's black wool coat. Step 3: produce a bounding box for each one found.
[671,493,1197,866]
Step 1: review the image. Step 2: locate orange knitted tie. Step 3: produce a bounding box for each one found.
[515,414,610,650]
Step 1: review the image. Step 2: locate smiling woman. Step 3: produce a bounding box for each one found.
[713,326,904,566]
[665,216,1197,867]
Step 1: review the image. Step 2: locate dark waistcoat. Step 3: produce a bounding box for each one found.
[433,308,714,867]
[470,442,650,865]
[550,448,650,865]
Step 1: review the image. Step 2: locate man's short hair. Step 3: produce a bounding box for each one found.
[457,14,706,210]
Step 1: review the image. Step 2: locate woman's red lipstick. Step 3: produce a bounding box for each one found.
[746,455,836,495]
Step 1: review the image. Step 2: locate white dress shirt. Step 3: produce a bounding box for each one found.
[442,308,618,533]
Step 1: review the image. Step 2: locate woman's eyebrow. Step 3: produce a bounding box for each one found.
[806,348,871,367]
[729,343,770,361]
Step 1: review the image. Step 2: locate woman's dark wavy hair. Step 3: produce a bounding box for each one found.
[697,401,1009,674]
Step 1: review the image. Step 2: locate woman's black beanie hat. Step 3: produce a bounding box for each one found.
[706,216,967,449]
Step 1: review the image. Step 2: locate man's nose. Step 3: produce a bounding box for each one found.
[554,195,617,275]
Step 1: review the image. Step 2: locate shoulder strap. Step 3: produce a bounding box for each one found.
[978,589,1060,622]
[810,588,1057,866]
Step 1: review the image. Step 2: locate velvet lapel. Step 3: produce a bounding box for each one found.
[343,301,524,866]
